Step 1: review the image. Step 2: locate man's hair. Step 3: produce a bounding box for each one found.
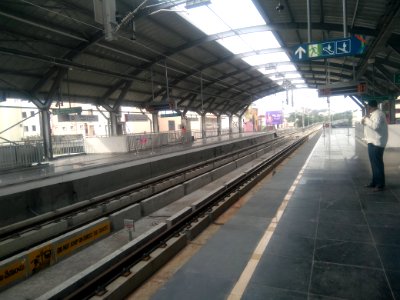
[368,100,378,108]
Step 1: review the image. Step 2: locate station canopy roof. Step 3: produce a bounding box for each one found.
[0,0,399,115]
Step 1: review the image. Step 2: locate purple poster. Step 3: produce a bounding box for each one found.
[266,111,283,125]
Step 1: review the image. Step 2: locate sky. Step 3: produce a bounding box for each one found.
[253,88,363,115]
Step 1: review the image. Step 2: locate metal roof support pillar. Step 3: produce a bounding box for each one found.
[152,111,159,133]
[180,113,188,130]
[307,0,312,42]
[343,0,348,37]
[109,111,119,136]
[238,115,243,133]
[40,109,53,160]
[228,115,233,135]
[389,97,395,124]
[201,113,206,139]
[217,114,222,136]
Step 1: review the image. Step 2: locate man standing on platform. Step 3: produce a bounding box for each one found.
[361,100,388,192]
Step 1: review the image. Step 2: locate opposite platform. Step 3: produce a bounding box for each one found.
[0,132,264,190]
[147,128,400,300]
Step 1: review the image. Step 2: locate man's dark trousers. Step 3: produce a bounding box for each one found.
[368,143,385,187]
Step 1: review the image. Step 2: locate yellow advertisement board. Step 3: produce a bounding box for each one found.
[28,245,53,274]
[0,259,27,289]
[55,220,110,259]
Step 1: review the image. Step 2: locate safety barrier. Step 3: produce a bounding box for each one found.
[52,139,85,157]
[0,142,44,171]
[127,130,193,153]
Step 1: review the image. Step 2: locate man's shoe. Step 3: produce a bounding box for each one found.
[373,186,384,192]
[364,183,375,188]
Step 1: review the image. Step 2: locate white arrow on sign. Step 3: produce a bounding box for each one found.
[295,46,306,59]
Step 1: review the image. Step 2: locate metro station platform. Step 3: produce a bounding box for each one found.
[141,128,400,300]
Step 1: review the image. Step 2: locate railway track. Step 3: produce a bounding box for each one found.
[0,132,290,259]
[0,127,319,296]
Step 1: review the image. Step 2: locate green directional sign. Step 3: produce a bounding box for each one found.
[363,95,395,101]
[292,35,367,61]
[52,107,82,115]
[394,73,400,84]
[160,113,180,118]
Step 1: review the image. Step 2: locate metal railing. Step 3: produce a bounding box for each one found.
[0,129,256,170]
[52,139,85,157]
[126,130,193,154]
[0,141,44,170]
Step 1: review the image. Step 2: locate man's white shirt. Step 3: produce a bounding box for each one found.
[364,109,388,147]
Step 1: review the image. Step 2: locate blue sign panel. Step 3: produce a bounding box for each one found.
[292,35,366,61]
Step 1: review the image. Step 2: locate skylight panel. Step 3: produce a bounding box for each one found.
[217,36,252,54]
[276,64,297,72]
[177,0,265,35]
[209,0,265,29]
[258,68,276,75]
[291,79,306,84]
[175,1,307,90]
[243,52,291,66]
[178,5,230,35]
[284,72,302,79]
[217,31,280,55]
[241,31,281,50]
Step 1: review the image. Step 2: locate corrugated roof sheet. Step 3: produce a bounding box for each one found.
[0,0,398,115]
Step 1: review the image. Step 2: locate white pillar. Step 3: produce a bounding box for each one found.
[238,115,243,133]
[152,111,159,133]
[201,113,206,138]
[228,115,233,134]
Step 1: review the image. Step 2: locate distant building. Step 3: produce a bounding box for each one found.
[1,99,240,143]
[0,99,41,142]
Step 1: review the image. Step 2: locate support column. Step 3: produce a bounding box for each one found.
[228,115,233,134]
[152,111,159,133]
[238,115,243,133]
[217,115,222,136]
[180,114,187,130]
[40,109,53,160]
[110,111,119,136]
[201,113,206,138]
